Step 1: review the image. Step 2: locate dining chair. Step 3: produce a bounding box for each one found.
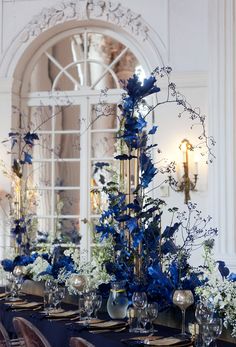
[0,321,10,347]
[0,321,25,347]
[13,317,52,347]
[70,337,95,347]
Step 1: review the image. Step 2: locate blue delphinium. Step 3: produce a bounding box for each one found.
[95,72,217,309]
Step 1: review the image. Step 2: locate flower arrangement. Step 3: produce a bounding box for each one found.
[95,68,217,309]
[195,245,236,337]
[0,66,220,314]
[1,243,111,290]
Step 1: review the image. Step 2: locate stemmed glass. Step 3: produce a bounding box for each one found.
[52,286,65,311]
[93,294,102,318]
[195,301,214,346]
[173,289,194,338]
[201,317,222,347]
[147,302,159,333]
[83,292,95,326]
[132,292,148,333]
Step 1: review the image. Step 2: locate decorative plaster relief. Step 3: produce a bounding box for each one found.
[20,0,149,43]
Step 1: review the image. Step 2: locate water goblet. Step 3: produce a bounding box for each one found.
[93,294,102,318]
[43,291,54,314]
[84,293,95,326]
[53,286,65,311]
[195,301,214,325]
[147,302,159,333]
[140,309,151,333]
[173,289,194,339]
[132,292,148,333]
[45,278,58,292]
[195,301,214,346]
[201,321,222,347]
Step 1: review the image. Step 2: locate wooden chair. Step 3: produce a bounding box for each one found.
[13,317,51,347]
[70,337,95,347]
[0,321,25,347]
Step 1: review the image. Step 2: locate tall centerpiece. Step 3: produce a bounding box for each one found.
[95,68,217,311]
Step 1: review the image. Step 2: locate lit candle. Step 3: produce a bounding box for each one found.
[194,152,200,175]
[181,142,187,163]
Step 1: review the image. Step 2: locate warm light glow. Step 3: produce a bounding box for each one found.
[135,65,146,84]
[180,141,187,163]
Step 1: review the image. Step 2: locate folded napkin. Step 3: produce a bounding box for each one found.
[9,302,42,310]
[82,320,126,330]
[144,336,192,346]
[4,298,25,304]
[0,293,9,299]
[48,310,80,319]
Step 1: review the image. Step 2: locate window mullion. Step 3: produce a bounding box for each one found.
[79,98,90,262]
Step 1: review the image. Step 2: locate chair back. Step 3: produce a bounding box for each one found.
[13,317,51,347]
[0,322,11,347]
[70,337,95,347]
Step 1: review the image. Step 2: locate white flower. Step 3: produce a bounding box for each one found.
[25,257,50,281]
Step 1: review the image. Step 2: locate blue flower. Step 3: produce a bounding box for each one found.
[23,132,39,146]
[228,273,236,281]
[1,259,14,272]
[217,261,230,279]
[123,75,160,103]
[148,126,158,135]
[140,153,157,188]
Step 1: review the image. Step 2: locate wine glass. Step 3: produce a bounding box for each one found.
[195,301,214,325]
[132,292,148,332]
[195,301,215,346]
[147,302,159,333]
[93,294,102,318]
[173,289,194,338]
[202,317,223,347]
[83,293,95,326]
[211,317,223,346]
[45,279,58,292]
[52,286,65,311]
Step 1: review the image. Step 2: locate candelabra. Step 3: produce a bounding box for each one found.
[169,139,198,204]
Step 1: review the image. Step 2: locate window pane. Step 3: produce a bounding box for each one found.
[29,106,53,131]
[36,190,52,216]
[54,134,80,159]
[91,103,118,130]
[31,162,52,187]
[55,105,81,131]
[56,190,80,215]
[32,134,52,159]
[55,162,80,186]
[59,218,81,243]
[37,218,53,241]
[91,131,116,158]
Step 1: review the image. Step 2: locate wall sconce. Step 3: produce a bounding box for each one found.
[169,139,198,204]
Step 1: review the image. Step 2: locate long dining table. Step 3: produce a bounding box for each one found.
[0,293,235,347]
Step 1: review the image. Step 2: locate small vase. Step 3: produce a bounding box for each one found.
[107,281,129,319]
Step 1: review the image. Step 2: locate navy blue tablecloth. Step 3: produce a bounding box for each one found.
[0,295,235,347]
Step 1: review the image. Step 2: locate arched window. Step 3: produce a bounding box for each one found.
[18,28,147,257]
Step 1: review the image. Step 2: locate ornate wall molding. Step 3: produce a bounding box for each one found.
[20,0,149,43]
